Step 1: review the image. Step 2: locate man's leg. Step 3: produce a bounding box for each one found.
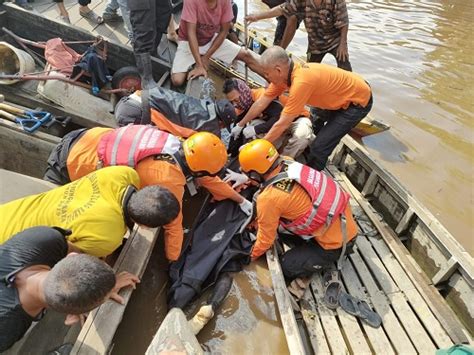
[308,52,326,63]
[329,47,352,72]
[234,47,265,78]
[280,116,315,158]
[103,0,122,22]
[170,41,198,86]
[280,240,341,280]
[274,15,287,45]
[306,98,373,171]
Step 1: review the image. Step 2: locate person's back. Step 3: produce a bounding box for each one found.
[0,166,140,257]
[267,62,371,113]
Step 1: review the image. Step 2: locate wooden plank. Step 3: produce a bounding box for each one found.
[361,170,378,197]
[366,236,454,348]
[0,119,59,178]
[340,260,395,355]
[300,290,331,354]
[71,226,160,355]
[333,284,372,354]
[349,249,417,354]
[395,208,415,234]
[265,246,306,355]
[310,275,349,354]
[328,163,471,344]
[432,257,459,285]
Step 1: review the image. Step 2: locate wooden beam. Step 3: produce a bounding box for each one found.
[71,226,160,354]
[432,257,459,286]
[265,246,306,355]
[361,170,378,197]
[395,208,415,234]
[300,290,331,354]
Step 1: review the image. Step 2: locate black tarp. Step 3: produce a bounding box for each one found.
[149,87,221,137]
[168,187,256,309]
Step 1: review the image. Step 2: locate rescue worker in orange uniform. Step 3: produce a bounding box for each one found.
[226,139,358,280]
[44,127,253,262]
[231,46,373,171]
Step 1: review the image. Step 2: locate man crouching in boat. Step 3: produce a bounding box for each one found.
[223,78,314,158]
[1,166,179,258]
[44,127,253,262]
[0,226,138,352]
[227,139,357,283]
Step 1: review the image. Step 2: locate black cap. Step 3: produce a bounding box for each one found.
[215,99,237,129]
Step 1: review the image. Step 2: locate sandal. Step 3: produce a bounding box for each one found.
[79,9,104,24]
[322,270,342,309]
[339,292,382,328]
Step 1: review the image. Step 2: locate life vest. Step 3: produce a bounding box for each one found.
[97,125,181,167]
[264,161,350,236]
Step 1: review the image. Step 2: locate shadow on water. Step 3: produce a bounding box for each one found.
[360,131,410,163]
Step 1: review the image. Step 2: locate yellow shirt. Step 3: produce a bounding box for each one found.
[0,166,140,257]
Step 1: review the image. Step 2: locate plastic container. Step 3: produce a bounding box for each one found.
[252,39,261,54]
[0,41,35,85]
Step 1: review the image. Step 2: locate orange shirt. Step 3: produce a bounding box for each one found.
[264,63,371,117]
[151,109,196,138]
[67,127,112,181]
[251,166,358,259]
[66,127,239,261]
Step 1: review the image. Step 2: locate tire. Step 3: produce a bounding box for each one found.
[111,66,141,96]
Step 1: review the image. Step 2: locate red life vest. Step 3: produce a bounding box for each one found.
[266,161,350,237]
[97,125,181,167]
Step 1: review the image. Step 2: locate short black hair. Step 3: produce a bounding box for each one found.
[222,78,239,94]
[127,185,180,227]
[44,254,115,314]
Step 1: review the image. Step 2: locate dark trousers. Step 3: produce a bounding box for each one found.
[43,128,87,185]
[279,234,342,280]
[308,47,352,72]
[306,95,373,171]
[129,0,172,54]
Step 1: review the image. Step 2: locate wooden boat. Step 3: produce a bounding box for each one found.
[0,6,472,354]
[0,3,171,129]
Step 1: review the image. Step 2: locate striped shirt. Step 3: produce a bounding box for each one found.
[281,0,349,54]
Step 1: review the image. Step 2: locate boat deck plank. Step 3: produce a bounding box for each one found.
[310,276,349,354]
[354,236,438,353]
[294,164,464,354]
[358,219,454,348]
[300,290,331,354]
[341,260,395,355]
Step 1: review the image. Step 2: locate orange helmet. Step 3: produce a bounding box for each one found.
[239,139,279,175]
[183,132,227,176]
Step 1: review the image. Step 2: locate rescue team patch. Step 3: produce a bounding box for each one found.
[273,178,296,193]
[153,154,176,164]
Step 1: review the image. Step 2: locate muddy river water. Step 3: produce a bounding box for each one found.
[113,1,472,353]
[234,0,474,255]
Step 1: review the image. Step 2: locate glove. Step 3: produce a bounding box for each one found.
[230,124,243,139]
[224,168,249,188]
[242,125,256,139]
[239,199,253,216]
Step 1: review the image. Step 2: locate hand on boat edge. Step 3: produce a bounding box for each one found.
[109,271,141,305]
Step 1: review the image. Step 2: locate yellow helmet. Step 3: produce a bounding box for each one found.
[239,139,279,175]
[183,132,227,176]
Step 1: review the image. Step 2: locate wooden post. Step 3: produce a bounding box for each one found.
[244,0,249,83]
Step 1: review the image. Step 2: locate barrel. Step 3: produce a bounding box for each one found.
[0,41,35,85]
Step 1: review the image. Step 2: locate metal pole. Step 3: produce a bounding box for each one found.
[244,0,249,83]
